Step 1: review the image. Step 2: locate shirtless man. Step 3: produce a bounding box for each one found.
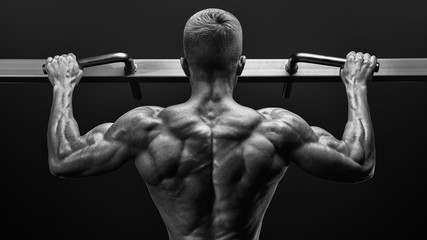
[46,8,376,240]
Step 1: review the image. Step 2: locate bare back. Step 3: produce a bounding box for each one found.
[47,51,375,240]
[135,101,289,240]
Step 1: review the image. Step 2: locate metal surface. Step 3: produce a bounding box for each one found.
[40,53,140,98]
[41,52,137,75]
[285,53,381,74]
[1,58,427,81]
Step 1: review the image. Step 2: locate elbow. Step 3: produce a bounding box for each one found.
[343,170,374,184]
[48,157,67,178]
[363,159,376,181]
[48,155,80,179]
[49,168,65,178]
[47,146,76,178]
[346,145,376,183]
[47,138,85,178]
[358,150,376,182]
[349,156,376,183]
[356,167,375,183]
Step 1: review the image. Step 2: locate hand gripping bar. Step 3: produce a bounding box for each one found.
[282,53,381,98]
[42,53,141,100]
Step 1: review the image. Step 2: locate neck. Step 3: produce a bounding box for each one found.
[187,71,237,121]
[189,71,236,102]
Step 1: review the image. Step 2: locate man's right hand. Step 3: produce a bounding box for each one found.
[46,53,83,87]
[340,51,377,88]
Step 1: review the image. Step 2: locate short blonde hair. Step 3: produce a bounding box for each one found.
[183,8,243,71]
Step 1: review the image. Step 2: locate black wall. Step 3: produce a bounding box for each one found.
[1,0,426,239]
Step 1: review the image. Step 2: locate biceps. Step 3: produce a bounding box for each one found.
[291,141,368,183]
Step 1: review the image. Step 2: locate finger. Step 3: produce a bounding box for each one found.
[369,55,377,68]
[66,54,75,65]
[71,57,81,71]
[347,51,356,60]
[355,52,364,69]
[45,57,54,74]
[66,53,79,67]
[51,56,59,69]
[53,55,60,65]
[356,52,364,61]
[68,53,76,59]
[59,54,68,65]
[363,53,371,62]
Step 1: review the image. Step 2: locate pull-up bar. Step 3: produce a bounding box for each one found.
[285,53,381,74]
[1,53,426,99]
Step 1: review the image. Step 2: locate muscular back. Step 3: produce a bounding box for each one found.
[47,51,376,240]
[135,101,289,240]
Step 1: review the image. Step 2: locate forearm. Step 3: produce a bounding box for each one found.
[48,84,83,162]
[342,85,375,165]
[45,54,130,178]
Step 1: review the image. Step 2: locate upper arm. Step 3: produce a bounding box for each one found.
[51,106,164,178]
[260,108,373,183]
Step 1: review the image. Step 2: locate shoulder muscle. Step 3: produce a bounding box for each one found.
[106,106,164,145]
[258,107,315,150]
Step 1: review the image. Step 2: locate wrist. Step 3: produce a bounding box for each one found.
[53,82,75,90]
[345,83,367,94]
[53,84,75,95]
[50,74,80,88]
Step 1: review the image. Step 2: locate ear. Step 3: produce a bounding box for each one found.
[180,57,190,77]
[236,55,246,76]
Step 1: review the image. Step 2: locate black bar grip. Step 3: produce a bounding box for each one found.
[285,53,380,75]
[42,52,137,75]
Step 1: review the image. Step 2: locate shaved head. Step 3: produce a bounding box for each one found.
[183,8,243,72]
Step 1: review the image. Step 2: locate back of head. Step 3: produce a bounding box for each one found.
[183,8,243,73]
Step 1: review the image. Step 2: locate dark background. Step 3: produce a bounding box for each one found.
[1,0,426,239]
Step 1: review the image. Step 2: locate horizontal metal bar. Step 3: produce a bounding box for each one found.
[42,52,137,75]
[1,59,427,82]
[285,53,380,74]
